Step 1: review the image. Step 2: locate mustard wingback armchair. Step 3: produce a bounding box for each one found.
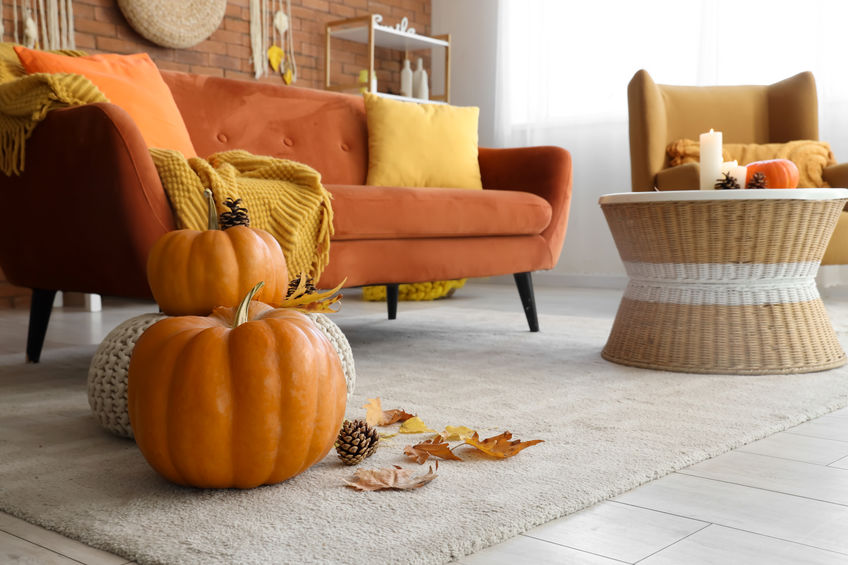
[627,69,848,264]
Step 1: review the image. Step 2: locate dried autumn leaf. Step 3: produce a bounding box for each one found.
[364,397,415,426]
[344,464,438,491]
[463,431,543,459]
[403,434,463,464]
[278,274,345,313]
[364,397,383,427]
[442,425,476,442]
[382,408,415,425]
[398,416,435,434]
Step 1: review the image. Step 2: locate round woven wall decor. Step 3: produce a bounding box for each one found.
[117,0,227,49]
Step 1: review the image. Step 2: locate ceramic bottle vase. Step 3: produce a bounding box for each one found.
[400,59,413,98]
[412,58,428,100]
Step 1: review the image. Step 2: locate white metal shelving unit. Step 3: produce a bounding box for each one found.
[324,15,450,103]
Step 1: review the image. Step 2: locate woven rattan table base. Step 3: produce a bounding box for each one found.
[602,298,846,374]
[600,191,848,375]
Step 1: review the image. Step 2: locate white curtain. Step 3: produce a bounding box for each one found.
[492,0,848,281]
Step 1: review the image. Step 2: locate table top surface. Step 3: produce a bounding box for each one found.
[599,188,848,205]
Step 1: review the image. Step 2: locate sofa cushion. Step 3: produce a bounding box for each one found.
[364,93,482,189]
[15,47,197,158]
[327,184,551,241]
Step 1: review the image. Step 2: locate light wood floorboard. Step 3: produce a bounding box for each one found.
[523,501,707,563]
[1,283,847,564]
[638,524,848,565]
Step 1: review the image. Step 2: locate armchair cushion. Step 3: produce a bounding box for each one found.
[15,47,197,158]
[666,138,836,188]
[364,93,482,189]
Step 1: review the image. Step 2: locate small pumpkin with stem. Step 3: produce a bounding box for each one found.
[745,159,800,189]
[127,281,347,488]
[147,191,289,315]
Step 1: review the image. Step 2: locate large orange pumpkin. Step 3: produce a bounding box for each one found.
[127,283,346,488]
[147,191,289,315]
[745,159,800,189]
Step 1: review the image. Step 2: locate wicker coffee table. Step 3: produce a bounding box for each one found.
[599,189,848,374]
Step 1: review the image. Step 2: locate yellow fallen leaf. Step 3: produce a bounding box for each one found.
[399,416,435,434]
[442,425,476,442]
[283,67,293,85]
[364,398,383,427]
[379,432,397,439]
[267,45,284,72]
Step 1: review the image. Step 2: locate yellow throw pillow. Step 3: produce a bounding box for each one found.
[666,138,836,188]
[364,92,482,189]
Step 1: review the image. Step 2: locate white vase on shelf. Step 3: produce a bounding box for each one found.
[400,59,413,98]
[412,57,428,100]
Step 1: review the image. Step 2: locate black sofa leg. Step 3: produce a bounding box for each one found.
[514,272,539,332]
[26,289,57,363]
[386,284,399,320]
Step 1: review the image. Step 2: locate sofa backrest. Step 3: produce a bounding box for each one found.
[162,71,369,185]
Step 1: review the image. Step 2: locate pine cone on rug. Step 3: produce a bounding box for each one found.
[336,419,379,465]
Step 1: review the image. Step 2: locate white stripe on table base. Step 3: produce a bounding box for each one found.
[622,262,821,306]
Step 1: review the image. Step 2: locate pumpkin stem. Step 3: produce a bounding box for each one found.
[234,281,265,328]
[205,189,219,230]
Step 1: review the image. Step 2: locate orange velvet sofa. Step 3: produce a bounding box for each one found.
[0,72,573,361]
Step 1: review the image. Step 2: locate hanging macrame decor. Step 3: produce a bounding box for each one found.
[252,0,296,82]
[6,0,76,50]
[117,0,226,49]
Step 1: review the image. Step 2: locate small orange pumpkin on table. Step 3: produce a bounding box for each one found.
[146,190,289,315]
[128,282,347,489]
[745,158,800,189]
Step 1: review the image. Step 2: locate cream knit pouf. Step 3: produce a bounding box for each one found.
[87,312,356,439]
[87,313,166,439]
[307,312,357,399]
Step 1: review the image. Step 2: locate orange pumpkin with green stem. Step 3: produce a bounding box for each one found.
[127,282,347,488]
[745,159,800,189]
[146,190,289,315]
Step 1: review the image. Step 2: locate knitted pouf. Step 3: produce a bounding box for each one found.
[88,311,356,439]
[87,313,166,438]
[307,312,356,400]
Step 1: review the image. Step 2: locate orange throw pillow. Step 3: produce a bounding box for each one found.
[14,47,197,158]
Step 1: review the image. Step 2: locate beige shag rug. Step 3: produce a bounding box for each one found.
[2,306,848,565]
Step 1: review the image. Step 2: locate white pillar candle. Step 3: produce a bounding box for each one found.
[731,165,748,188]
[699,129,723,190]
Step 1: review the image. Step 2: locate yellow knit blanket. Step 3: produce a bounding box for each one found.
[151,149,333,279]
[666,138,837,188]
[0,43,102,175]
[0,44,334,279]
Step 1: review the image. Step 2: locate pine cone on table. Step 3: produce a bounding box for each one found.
[714,172,741,190]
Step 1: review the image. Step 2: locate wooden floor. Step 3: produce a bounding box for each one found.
[1,282,847,565]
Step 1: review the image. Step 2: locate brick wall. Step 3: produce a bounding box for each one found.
[0,0,432,308]
[1,0,431,90]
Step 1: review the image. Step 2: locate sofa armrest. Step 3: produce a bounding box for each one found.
[0,102,176,298]
[654,162,701,191]
[478,145,572,268]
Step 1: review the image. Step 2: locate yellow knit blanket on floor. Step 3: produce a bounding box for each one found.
[151,149,333,279]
